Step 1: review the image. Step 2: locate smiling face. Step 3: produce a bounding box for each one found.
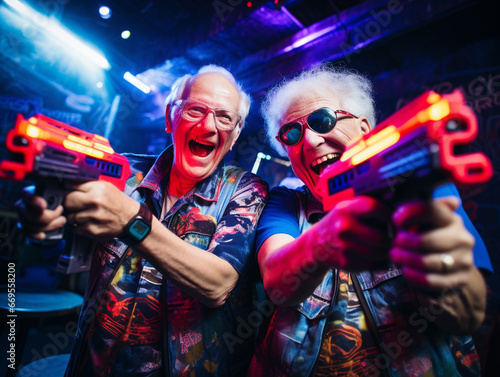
[166,72,242,190]
[281,94,371,201]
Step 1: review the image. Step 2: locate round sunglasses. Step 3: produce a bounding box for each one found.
[276,108,357,146]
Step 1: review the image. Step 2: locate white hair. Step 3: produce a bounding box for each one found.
[261,65,376,157]
[165,64,251,127]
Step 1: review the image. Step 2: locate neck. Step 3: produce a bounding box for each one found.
[168,165,197,197]
[162,166,189,217]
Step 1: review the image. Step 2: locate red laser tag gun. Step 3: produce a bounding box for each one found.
[318,90,493,211]
[0,113,131,273]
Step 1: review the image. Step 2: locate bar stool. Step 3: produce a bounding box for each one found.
[16,354,71,377]
[0,288,83,377]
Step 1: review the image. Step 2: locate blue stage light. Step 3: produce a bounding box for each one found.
[123,72,151,94]
[99,5,112,19]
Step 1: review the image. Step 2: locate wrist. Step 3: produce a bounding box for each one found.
[311,222,338,268]
[119,203,153,245]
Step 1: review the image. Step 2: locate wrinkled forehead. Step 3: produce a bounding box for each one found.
[280,93,343,124]
[185,73,240,110]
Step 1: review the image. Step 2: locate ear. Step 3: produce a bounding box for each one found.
[229,122,243,151]
[165,104,172,133]
[358,116,371,134]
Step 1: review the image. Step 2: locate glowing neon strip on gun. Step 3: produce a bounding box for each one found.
[0,113,130,191]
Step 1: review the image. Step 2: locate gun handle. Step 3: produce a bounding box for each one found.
[35,182,65,210]
[31,182,67,245]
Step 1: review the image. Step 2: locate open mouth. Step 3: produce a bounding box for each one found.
[189,139,215,157]
[311,153,341,175]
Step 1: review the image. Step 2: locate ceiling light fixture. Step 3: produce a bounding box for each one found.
[123,72,151,94]
[3,0,111,70]
[99,5,112,20]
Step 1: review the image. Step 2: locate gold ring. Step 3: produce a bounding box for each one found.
[440,253,455,273]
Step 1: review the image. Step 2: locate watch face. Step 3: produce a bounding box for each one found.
[130,219,150,240]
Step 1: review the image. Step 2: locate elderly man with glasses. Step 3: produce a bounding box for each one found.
[16,65,268,376]
[247,65,488,377]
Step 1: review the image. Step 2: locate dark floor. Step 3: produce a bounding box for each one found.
[0,311,78,376]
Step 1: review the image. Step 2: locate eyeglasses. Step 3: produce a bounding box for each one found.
[174,99,241,131]
[276,108,357,146]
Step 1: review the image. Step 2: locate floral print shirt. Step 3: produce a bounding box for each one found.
[65,146,268,377]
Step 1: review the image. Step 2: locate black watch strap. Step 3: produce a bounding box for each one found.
[119,203,153,246]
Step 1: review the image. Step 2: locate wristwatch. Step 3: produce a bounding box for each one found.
[119,203,153,245]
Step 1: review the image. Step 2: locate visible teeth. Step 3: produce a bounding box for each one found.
[311,153,340,167]
[194,139,213,146]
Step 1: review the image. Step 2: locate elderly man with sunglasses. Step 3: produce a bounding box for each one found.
[247,66,488,377]
[16,65,268,376]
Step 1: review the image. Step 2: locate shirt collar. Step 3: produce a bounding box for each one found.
[299,185,325,223]
[138,145,174,193]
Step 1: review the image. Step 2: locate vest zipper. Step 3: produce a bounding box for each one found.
[160,206,183,377]
[308,269,340,376]
[72,246,131,376]
[351,273,391,377]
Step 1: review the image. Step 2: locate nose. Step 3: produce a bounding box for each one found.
[302,126,325,149]
[199,110,218,132]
